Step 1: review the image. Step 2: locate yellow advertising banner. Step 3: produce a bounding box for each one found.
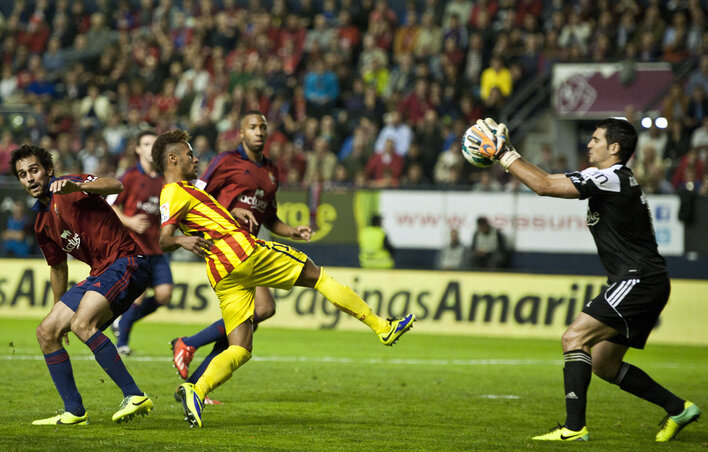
[1,259,706,345]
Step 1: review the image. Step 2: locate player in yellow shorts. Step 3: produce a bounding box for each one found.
[152,130,416,428]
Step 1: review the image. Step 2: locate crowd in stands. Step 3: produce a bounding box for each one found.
[0,0,706,197]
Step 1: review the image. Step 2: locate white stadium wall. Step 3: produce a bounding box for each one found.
[1,260,706,346]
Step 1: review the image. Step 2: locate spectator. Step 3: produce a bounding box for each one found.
[0,130,19,174]
[687,54,708,96]
[398,77,433,126]
[303,58,339,119]
[685,86,708,131]
[558,11,591,53]
[436,228,468,270]
[433,140,466,186]
[414,11,442,60]
[304,14,336,54]
[690,117,708,155]
[661,82,689,126]
[374,110,413,156]
[471,216,509,269]
[480,56,512,101]
[672,149,705,189]
[443,0,472,29]
[79,83,112,133]
[304,137,338,186]
[634,145,674,195]
[0,65,19,103]
[362,55,390,97]
[365,138,405,185]
[400,161,432,188]
[1,200,33,258]
[663,120,691,168]
[392,10,420,58]
[472,170,503,192]
[635,124,668,167]
[358,214,394,269]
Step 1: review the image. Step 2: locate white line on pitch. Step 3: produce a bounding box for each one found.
[0,354,703,369]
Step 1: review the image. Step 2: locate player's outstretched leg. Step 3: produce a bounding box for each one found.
[532,424,590,441]
[112,393,154,423]
[178,383,204,428]
[656,401,701,442]
[312,267,416,346]
[174,337,229,405]
[378,314,416,346]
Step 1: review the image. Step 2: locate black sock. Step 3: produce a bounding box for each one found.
[612,362,685,416]
[563,349,592,431]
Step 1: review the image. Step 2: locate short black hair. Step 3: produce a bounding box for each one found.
[239,110,265,128]
[152,129,191,174]
[10,144,54,179]
[596,118,638,164]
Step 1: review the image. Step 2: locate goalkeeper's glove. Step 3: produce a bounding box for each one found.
[477,118,521,170]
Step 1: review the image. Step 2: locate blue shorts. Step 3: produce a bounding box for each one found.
[60,255,151,330]
[147,254,173,286]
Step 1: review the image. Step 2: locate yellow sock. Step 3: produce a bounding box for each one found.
[315,268,389,334]
[194,345,251,399]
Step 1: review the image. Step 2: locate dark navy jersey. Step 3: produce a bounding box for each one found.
[566,164,666,282]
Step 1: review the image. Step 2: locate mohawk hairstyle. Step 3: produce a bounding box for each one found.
[151,129,191,174]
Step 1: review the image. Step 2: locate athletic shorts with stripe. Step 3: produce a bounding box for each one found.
[582,272,670,349]
[60,255,152,330]
[215,239,307,335]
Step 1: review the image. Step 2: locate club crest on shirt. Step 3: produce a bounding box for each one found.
[60,229,81,252]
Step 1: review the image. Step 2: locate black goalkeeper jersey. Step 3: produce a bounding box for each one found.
[566,164,667,283]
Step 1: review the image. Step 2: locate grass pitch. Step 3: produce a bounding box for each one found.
[0,318,705,451]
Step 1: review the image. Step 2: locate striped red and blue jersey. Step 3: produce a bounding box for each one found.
[195,145,279,236]
[33,174,144,276]
[108,162,164,255]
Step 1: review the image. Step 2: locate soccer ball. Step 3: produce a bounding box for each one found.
[461,126,494,168]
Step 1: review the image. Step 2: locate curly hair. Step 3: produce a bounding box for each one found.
[10,144,54,179]
[151,129,191,174]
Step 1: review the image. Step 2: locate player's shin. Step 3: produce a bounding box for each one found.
[84,331,142,397]
[612,362,685,415]
[44,348,85,416]
[194,345,251,400]
[314,268,388,334]
[563,350,592,431]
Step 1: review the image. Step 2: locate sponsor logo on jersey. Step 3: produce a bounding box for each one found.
[137,196,160,215]
[238,189,268,212]
[586,208,600,226]
[60,230,81,252]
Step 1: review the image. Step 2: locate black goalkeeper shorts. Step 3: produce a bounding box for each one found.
[582,273,670,349]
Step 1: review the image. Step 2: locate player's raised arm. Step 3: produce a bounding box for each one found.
[466,118,580,199]
[50,176,124,196]
[505,159,580,199]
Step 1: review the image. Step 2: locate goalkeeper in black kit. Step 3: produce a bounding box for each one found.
[464,117,700,442]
